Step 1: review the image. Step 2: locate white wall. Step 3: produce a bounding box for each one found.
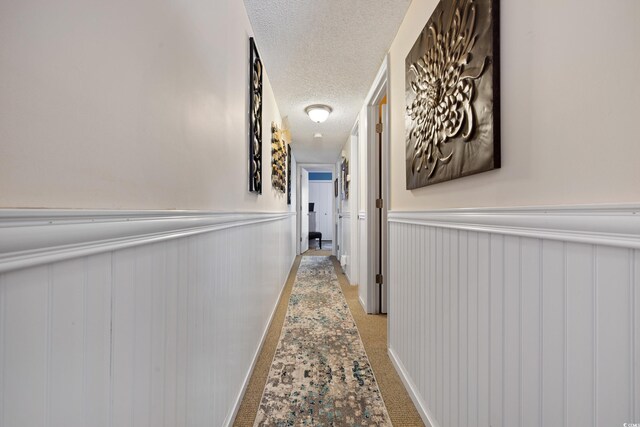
[0,211,295,427]
[359,1,640,425]
[388,0,640,210]
[338,133,359,284]
[358,212,368,310]
[0,0,288,211]
[357,102,371,309]
[0,1,298,425]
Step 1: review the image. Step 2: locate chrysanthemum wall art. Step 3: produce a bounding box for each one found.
[405,0,500,189]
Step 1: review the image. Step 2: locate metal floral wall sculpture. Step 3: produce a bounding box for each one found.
[341,157,349,200]
[271,122,287,193]
[287,145,292,205]
[405,0,500,189]
[249,37,263,194]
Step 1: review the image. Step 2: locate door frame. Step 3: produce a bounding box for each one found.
[296,163,338,256]
[363,55,390,314]
[348,120,359,286]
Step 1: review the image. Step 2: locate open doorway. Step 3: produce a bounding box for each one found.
[296,164,337,256]
[308,170,334,251]
[362,56,389,315]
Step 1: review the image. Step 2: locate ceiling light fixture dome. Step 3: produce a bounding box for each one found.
[305,104,332,123]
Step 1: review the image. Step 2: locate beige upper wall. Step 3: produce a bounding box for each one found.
[389,0,640,210]
[0,0,288,211]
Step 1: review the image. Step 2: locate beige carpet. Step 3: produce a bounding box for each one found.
[233,255,424,426]
[303,248,332,256]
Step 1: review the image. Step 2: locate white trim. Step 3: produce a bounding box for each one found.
[388,205,640,249]
[364,57,389,105]
[388,347,439,427]
[363,54,390,315]
[349,124,360,286]
[296,163,337,256]
[358,211,366,220]
[224,255,295,427]
[0,210,295,273]
[344,269,353,285]
[359,295,367,313]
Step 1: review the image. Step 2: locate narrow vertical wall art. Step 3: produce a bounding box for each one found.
[405,0,500,189]
[287,145,292,205]
[249,37,263,194]
[341,157,349,200]
[271,122,287,193]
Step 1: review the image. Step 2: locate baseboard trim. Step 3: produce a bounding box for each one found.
[388,204,640,249]
[359,295,367,313]
[224,255,296,426]
[0,210,294,273]
[344,269,354,285]
[387,347,439,427]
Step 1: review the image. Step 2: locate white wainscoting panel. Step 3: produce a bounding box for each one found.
[358,211,369,311]
[388,207,640,427]
[0,211,295,427]
[340,212,352,282]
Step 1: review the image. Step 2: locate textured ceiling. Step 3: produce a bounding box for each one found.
[244,0,411,164]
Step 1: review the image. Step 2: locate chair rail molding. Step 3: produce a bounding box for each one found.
[388,204,640,249]
[0,210,294,273]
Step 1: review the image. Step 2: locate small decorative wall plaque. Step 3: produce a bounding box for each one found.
[405,0,500,189]
[341,157,349,200]
[249,37,263,194]
[287,145,292,205]
[271,122,286,193]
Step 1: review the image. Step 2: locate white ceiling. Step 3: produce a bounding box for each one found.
[244,0,411,164]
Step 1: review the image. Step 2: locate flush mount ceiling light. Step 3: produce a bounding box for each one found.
[305,104,332,123]
[314,133,323,138]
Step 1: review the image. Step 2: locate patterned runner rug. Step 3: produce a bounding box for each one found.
[254,256,391,426]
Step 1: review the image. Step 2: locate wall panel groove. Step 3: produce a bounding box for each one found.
[0,213,294,427]
[388,209,639,427]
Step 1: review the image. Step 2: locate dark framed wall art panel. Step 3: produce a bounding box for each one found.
[249,37,263,194]
[405,0,500,189]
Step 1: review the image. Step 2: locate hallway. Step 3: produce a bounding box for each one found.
[1,0,639,425]
[234,255,423,426]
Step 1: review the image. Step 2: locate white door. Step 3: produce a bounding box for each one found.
[309,181,333,241]
[336,177,342,259]
[300,169,309,253]
[379,104,389,313]
[322,182,333,241]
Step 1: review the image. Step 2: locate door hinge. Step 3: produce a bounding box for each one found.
[376,123,383,134]
[375,274,384,285]
[376,198,383,209]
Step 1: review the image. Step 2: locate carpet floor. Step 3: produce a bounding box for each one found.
[233,255,424,427]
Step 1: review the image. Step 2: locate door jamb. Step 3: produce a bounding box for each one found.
[363,55,390,314]
[296,163,338,255]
